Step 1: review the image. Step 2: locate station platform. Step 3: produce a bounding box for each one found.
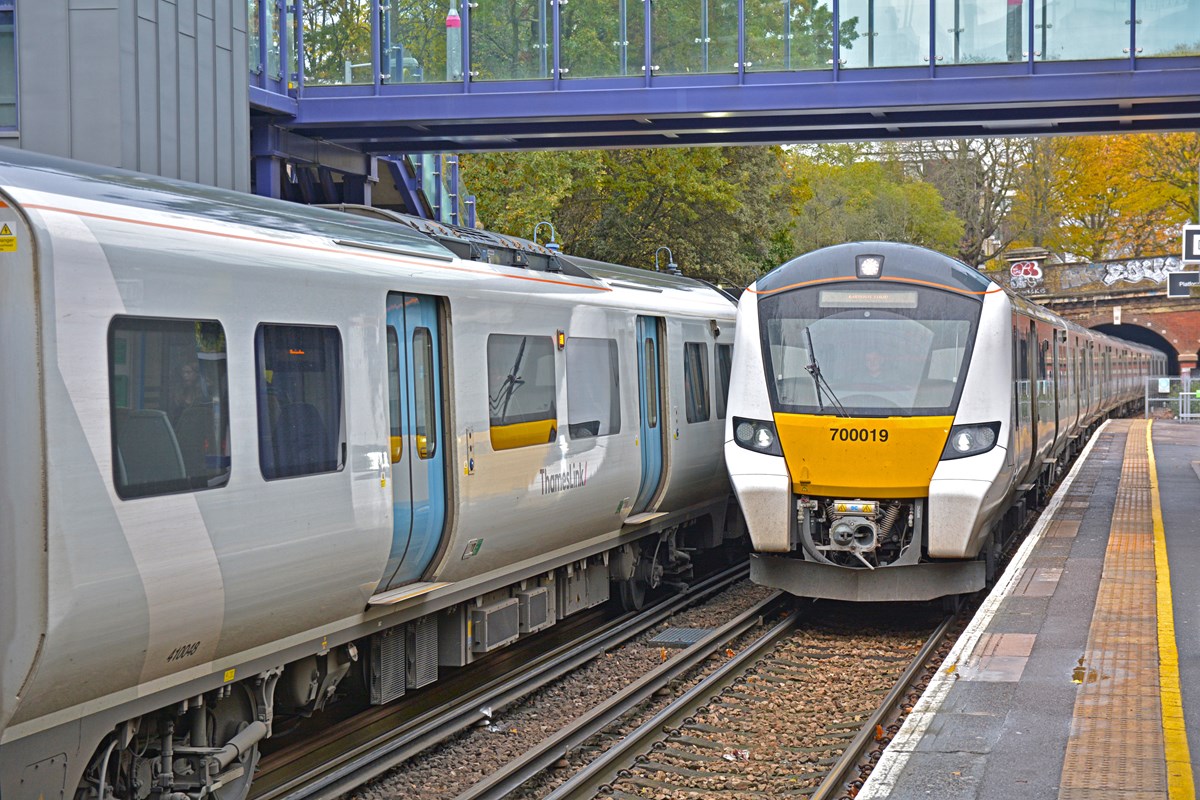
[860,419,1199,800]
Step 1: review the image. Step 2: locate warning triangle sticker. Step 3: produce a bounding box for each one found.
[0,225,11,236]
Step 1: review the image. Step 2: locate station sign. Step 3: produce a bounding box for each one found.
[1185,224,1200,262]
[1167,270,1200,298]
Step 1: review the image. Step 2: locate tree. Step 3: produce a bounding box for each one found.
[902,138,1026,267]
[1007,137,1065,251]
[785,151,964,255]
[461,146,792,286]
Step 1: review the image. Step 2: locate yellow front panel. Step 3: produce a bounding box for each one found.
[490,419,557,451]
[774,414,953,498]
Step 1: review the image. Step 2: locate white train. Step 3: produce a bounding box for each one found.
[725,242,1165,602]
[0,150,741,799]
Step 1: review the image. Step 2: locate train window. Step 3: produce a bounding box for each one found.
[413,328,438,459]
[566,337,621,438]
[488,334,558,450]
[715,343,733,419]
[255,324,345,480]
[684,342,711,423]
[108,317,230,499]
[644,338,659,429]
[387,328,403,463]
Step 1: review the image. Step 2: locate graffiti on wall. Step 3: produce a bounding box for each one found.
[1008,260,1043,291]
[1099,255,1184,286]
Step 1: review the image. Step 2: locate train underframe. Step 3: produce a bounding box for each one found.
[50,502,744,800]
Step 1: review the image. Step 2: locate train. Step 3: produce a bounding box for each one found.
[725,242,1166,602]
[0,149,743,800]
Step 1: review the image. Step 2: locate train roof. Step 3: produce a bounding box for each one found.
[754,241,993,297]
[0,149,724,304]
[0,148,465,263]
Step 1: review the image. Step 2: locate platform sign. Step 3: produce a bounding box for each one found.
[1167,271,1200,298]
[1185,224,1200,262]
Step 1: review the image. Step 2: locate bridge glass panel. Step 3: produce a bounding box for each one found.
[269,0,282,79]
[744,0,834,71]
[1036,0,1127,60]
[934,0,1025,63]
[470,0,555,80]
[839,0,929,67]
[651,0,739,75]
[303,0,374,85]
[1137,0,1200,57]
[560,0,647,77]
[249,0,261,74]
[380,0,455,82]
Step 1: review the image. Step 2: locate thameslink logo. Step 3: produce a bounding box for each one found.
[539,461,589,494]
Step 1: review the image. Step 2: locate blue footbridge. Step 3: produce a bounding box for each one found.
[247,0,1200,214]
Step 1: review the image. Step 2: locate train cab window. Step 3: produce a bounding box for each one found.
[255,324,345,480]
[488,334,558,450]
[715,343,733,419]
[108,317,230,499]
[684,342,711,423]
[566,337,621,438]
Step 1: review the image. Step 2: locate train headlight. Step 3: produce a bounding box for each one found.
[941,422,1001,460]
[856,254,884,279]
[733,416,783,456]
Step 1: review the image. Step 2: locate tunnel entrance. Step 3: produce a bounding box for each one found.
[1091,323,1179,375]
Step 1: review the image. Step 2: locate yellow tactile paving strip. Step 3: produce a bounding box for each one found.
[1058,420,1190,799]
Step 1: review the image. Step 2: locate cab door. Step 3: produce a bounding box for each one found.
[380,293,447,592]
[633,316,665,513]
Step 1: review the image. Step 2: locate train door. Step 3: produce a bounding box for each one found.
[379,292,447,592]
[633,316,665,514]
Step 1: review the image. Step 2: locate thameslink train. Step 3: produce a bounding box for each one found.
[0,150,742,800]
[725,242,1165,602]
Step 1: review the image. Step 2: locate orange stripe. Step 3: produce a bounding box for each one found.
[748,274,1003,298]
[24,202,611,293]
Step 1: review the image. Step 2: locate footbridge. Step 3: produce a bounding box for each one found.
[250,0,1200,168]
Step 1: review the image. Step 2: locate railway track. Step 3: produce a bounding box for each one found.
[248,563,755,800]
[531,610,955,800]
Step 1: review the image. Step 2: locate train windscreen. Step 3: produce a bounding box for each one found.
[759,283,982,417]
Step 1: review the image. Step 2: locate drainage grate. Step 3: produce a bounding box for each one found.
[648,628,716,648]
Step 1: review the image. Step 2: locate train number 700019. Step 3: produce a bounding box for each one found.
[829,427,889,443]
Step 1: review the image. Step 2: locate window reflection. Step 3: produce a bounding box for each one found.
[269,0,282,79]
[1036,0,1126,60]
[652,0,738,75]
[935,0,1025,63]
[744,0,837,71]
[561,0,646,77]
[471,0,554,80]
[840,0,928,67]
[304,0,374,85]
[248,0,261,74]
[1137,0,1200,57]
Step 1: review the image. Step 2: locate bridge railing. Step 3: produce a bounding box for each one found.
[248,0,1199,95]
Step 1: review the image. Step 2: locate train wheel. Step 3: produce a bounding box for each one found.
[206,684,261,800]
[617,551,662,612]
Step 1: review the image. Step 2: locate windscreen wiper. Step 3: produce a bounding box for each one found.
[804,327,847,417]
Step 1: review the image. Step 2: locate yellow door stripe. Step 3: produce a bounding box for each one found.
[1147,420,1196,800]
